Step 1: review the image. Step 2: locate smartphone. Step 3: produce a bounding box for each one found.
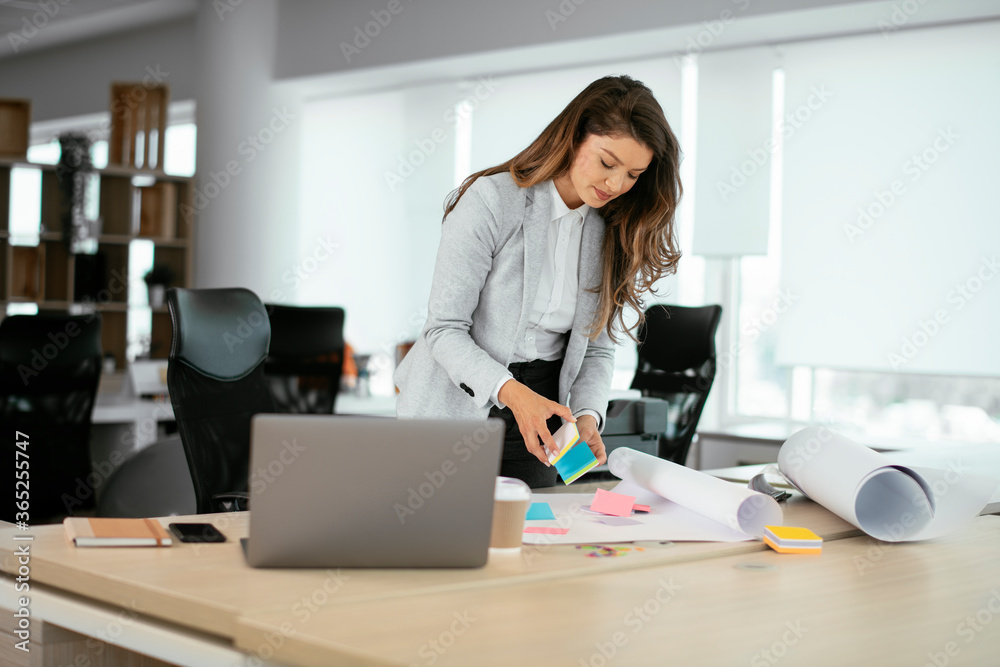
[168,522,227,543]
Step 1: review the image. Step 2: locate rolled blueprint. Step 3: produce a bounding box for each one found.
[608,447,782,538]
[778,427,998,542]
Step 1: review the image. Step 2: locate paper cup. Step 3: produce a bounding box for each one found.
[489,477,531,549]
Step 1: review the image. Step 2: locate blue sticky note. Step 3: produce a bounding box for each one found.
[526,502,556,521]
[554,443,599,484]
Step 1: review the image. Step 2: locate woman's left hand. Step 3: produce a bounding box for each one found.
[575,415,607,465]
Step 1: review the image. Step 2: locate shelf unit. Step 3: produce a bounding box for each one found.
[0,158,194,369]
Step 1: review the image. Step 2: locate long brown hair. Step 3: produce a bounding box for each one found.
[445,75,682,343]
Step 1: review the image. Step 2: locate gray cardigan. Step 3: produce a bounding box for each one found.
[394,172,616,429]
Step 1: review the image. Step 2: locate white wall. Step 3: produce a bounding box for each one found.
[0,17,196,122]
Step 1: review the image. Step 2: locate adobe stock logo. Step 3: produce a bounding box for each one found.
[716,85,833,202]
[339,0,414,63]
[886,255,998,370]
[750,621,809,666]
[222,307,268,353]
[392,421,503,524]
[181,107,296,223]
[384,76,500,192]
[15,319,86,385]
[6,0,71,54]
[843,127,958,243]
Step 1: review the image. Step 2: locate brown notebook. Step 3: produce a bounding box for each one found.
[64,518,173,547]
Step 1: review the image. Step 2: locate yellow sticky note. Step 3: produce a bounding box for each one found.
[763,525,822,554]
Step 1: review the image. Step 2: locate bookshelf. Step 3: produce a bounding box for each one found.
[0,158,194,369]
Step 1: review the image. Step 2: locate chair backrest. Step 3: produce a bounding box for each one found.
[97,435,197,518]
[630,304,723,465]
[167,287,275,514]
[0,313,102,522]
[264,304,345,414]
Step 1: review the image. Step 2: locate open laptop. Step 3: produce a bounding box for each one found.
[244,415,504,568]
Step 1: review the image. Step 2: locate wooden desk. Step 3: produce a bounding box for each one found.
[236,515,1000,666]
[0,492,855,631]
[0,485,855,666]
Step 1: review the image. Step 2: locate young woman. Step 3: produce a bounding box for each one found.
[395,75,682,488]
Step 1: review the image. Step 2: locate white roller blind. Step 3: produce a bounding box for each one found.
[692,47,777,256]
[469,58,682,175]
[776,22,1000,375]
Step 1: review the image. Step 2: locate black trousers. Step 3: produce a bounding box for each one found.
[490,359,563,489]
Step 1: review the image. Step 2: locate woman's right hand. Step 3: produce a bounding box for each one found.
[498,380,576,465]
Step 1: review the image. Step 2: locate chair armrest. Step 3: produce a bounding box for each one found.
[211,492,249,512]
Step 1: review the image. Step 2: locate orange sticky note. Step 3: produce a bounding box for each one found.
[590,489,636,518]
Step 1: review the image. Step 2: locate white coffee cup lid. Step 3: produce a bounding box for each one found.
[494,476,531,501]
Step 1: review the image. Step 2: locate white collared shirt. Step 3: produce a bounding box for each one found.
[511,179,589,362]
[491,181,598,423]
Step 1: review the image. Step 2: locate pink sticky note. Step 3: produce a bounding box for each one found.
[633,504,651,513]
[590,488,637,518]
[524,527,570,535]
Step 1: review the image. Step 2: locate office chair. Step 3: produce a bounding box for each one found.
[264,304,345,414]
[629,304,723,465]
[96,435,197,517]
[167,288,275,514]
[0,313,102,523]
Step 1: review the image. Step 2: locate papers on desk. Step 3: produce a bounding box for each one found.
[777,427,999,542]
[521,428,999,546]
[522,447,783,545]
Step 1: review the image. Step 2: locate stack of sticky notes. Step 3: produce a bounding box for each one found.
[548,422,600,484]
[763,525,823,554]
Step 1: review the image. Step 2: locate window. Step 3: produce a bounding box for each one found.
[812,369,1000,441]
[731,68,788,420]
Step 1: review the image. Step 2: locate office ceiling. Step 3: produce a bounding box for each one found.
[0,0,195,59]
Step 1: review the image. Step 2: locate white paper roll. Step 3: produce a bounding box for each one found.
[608,447,782,538]
[778,427,998,542]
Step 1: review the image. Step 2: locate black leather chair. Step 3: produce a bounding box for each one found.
[166,288,275,514]
[0,313,102,523]
[629,304,723,465]
[264,304,345,414]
